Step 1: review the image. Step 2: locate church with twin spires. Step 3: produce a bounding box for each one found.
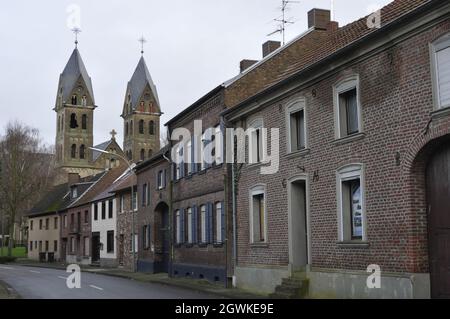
[53,42,161,178]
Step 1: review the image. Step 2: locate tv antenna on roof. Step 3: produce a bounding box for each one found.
[267,0,300,45]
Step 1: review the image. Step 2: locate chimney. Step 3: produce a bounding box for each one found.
[68,173,80,186]
[262,40,281,58]
[240,59,258,73]
[308,9,331,30]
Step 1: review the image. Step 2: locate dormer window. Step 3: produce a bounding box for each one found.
[71,95,78,105]
[71,187,78,199]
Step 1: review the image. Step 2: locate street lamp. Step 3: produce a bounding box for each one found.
[89,147,137,272]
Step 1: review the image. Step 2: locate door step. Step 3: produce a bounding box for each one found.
[269,277,309,299]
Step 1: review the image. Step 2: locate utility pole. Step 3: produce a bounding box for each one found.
[268,0,299,45]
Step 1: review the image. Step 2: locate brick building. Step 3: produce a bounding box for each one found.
[222,0,450,298]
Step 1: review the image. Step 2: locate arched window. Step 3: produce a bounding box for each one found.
[71,95,78,105]
[125,122,129,136]
[70,113,78,129]
[81,96,87,106]
[139,120,144,134]
[79,145,86,159]
[71,144,77,158]
[130,120,133,134]
[82,114,87,130]
[140,149,145,161]
[148,149,153,159]
[149,121,155,135]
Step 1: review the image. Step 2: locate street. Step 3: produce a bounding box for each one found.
[0,265,219,299]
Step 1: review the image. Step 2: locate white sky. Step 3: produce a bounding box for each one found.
[0,0,392,146]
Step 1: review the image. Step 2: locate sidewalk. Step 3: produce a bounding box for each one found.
[12,260,267,299]
[0,280,20,299]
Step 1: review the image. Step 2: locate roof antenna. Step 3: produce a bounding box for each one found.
[268,0,299,45]
[72,27,82,48]
[138,36,147,56]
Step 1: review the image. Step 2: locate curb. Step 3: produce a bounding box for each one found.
[13,263,266,299]
[0,280,21,299]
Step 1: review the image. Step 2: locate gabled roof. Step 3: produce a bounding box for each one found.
[57,48,95,105]
[92,140,113,162]
[127,56,160,110]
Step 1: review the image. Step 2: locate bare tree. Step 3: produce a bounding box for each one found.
[0,121,56,257]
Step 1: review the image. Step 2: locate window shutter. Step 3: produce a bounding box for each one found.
[221,202,225,243]
[180,208,185,244]
[192,205,198,243]
[207,203,213,244]
[437,47,450,107]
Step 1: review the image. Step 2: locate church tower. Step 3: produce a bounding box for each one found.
[122,53,161,163]
[54,47,96,172]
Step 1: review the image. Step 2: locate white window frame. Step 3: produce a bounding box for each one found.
[286,98,308,153]
[430,33,450,110]
[215,202,222,244]
[333,75,363,139]
[187,207,193,244]
[336,164,366,242]
[249,185,267,244]
[200,205,207,243]
[175,210,181,244]
[248,118,266,164]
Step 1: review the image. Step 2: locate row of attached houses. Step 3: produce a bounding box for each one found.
[27,0,450,299]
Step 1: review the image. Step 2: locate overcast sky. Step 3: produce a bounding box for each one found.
[0,0,392,147]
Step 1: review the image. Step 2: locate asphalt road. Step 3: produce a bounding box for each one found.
[0,265,218,299]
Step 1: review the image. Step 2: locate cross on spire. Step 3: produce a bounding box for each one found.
[110,129,117,140]
[138,36,147,56]
[72,27,82,48]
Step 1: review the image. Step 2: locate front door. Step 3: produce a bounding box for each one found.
[91,233,100,263]
[288,179,308,271]
[161,210,170,273]
[427,142,450,298]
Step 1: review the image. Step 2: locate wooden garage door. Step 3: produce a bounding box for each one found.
[427,142,450,299]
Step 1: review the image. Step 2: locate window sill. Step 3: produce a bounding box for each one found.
[198,243,208,248]
[213,243,224,248]
[336,241,370,249]
[431,106,450,119]
[333,132,365,146]
[250,243,269,248]
[285,148,310,160]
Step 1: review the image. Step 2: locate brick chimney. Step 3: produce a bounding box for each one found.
[262,40,281,58]
[68,173,80,186]
[240,59,258,73]
[308,9,331,30]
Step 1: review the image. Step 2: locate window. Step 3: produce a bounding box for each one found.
[54,240,58,252]
[175,145,184,180]
[82,114,87,130]
[71,95,77,105]
[431,34,450,109]
[79,145,86,159]
[107,231,114,253]
[337,164,365,242]
[140,149,145,161]
[200,205,207,243]
[132,189,138,211]
[108,200,113,219]
[215,202,224,244]
[214,125,223,165]
[45,218,49,230]
[45,241,49,252]
[39,241,42,252]
[287,100,307,152]
[149,121,155,135]
[130,234,138,253]
[119,195,124,213]
[84,211,88,223]
[125,122,129,136]
[70,113,78,129]
[30,220,33,231]
[176,210,181,244]
[130,120,133,134]
[63,215,67,228]
[70,237,75,253]
[186,140,193,175]
[187,207,193,244]
[157,170,166,190]
[142,184,148,206]
[248,119,264,164]
[29,241,33,251]
[39,219,42,230]
[139,120,144,134]
[81,96,87,106]
[334,76,362,138]
[71,186,78,199]
[94,204,98,221]
[101,202,106,220]
[143,225,151,249]
[34,241,37,249]
[148,149,153,158]
[84,237,89,256]
[54,217,58,229]
[250,187,266,243]
[71,144,77,158]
